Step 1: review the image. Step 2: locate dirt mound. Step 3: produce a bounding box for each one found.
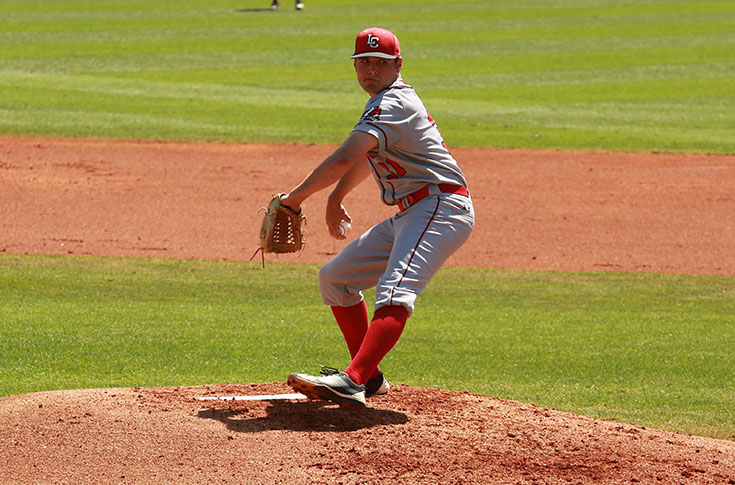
[2,384,734,484]
[2,137,735,483]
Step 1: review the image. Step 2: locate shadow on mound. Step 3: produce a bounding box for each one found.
[198,399,408,433]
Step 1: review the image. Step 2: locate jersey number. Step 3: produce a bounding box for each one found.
[376,158,407,180]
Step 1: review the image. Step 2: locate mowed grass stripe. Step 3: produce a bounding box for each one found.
[2,76,733,150]
[4,18,735,62]
[4,14,734,48]
[2,0,734,19]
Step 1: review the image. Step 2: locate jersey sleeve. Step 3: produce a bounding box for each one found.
[352,91,410,153]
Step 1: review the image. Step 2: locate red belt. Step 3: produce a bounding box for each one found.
[398,183,469,211]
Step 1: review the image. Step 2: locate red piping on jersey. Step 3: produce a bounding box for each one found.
[389,197,442,306]
[365,122,388,145]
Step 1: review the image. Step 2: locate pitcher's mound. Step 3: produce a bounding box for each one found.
[1,383,733,483]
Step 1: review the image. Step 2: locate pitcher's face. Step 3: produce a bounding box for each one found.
[354,57,402,97]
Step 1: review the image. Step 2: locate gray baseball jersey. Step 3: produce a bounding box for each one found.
[352,77,468,206]
[319,76,475,316]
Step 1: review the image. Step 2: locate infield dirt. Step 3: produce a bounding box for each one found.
[1,137,734,483]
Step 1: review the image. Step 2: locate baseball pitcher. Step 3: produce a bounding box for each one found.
[281,27,475,410]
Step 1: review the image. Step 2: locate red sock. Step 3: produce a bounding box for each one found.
[345,305,408,385]
[331,301,369,359]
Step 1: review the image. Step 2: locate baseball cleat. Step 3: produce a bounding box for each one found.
[270,1,279,9]
[320,365,389,398]
[365,372,390,397]
[295,1,304,10]
[288,371,366,410]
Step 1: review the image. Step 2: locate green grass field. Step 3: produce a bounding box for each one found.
[2,255,734,440]
[1,0,734,152]
[1,0,734,441]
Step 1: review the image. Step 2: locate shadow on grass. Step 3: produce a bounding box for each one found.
[234,8,279,12]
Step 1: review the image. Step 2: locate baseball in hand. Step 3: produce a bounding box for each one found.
[338,220,352,237]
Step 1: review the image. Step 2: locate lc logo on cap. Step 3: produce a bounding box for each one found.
[367,33,380,49]
[351,27,401,60]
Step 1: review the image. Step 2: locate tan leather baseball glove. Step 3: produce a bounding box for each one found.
[250,193,306,267]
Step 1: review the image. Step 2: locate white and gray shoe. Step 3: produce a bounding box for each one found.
[318,365,390,398]
[288,371,366,410]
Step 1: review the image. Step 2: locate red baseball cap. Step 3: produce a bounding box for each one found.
[351,27,401,60]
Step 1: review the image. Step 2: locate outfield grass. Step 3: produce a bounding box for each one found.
[1,255,733,440]
[1,0,734,152]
